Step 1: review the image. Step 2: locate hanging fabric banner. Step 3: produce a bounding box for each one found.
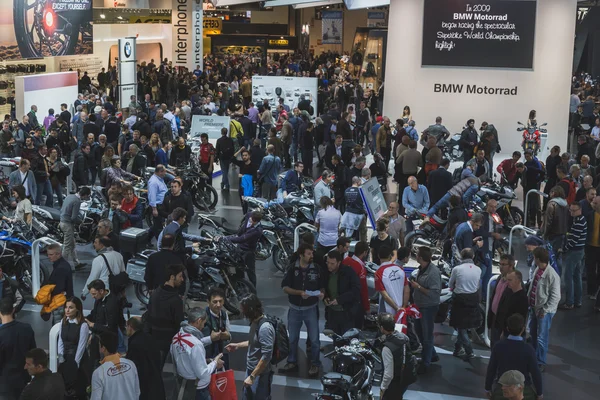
[322,10,343,45]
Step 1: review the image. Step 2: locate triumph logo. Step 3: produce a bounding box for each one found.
[216,377,228,392]
[124,42,132,58]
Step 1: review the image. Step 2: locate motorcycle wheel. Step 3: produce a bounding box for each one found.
[255,236,272,261]
[493,240,514,265]
[405,231,431,258]
[135,283,150,306]
[192,186,219,210]
[144,207,153,228]
[507,207,524,230]
[19,255,49,295]
[13,0,80,59]
[224,279,256,315]
[273,244,292,272]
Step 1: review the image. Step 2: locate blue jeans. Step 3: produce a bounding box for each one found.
[242,369,273,400]
[455,328,473,355]
[196,386,210,400]
[220,159,231,188]
[427,193,451,217]
[481,253,493,297]
[117,329,127,353]
[563,248,585,306]
[415,305,439,366]
[164,173,175,185]
[36,180,53,207]
[290,141,298,163]
[529,309,554,365]
[287,306,321,366]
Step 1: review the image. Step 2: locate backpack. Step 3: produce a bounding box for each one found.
[101,254,130,294]
[99,167,109,187]
[561,178,577,205]
[452,167,463,185]
[257,315,289,365]
[58,126,70,144]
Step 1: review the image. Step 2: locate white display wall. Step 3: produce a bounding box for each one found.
[383,0,577,153]
[15,72,79,122]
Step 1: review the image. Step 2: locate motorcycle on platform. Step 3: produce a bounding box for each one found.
[518,122,547,157]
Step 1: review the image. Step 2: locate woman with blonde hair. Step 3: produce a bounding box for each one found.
[149,133,162,152]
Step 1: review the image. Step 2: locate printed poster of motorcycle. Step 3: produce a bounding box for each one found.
[322,11,343,45]
[0,0,93,61]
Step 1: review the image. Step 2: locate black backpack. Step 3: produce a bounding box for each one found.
[101,254,130,294]
[452,167,463,185]
[257,315,289,365]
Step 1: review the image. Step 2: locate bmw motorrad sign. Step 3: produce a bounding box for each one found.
[118,37,137,108]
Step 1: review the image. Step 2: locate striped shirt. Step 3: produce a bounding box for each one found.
[565,214,587,251]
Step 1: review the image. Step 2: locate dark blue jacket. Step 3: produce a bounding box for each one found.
[454,221,475,253]
[281,169,302,194]
[485,337,542,395]
[228,213,263,252]
[474,212,495,256]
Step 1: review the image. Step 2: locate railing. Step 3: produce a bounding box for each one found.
[293,222,318,251]
[31,237,62,299]
[523,189,548,227]
[507,224,538,254]
[66,161,74,194]
[48,323,61,372]
[484,274,500,348]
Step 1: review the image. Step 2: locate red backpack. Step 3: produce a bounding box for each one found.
[561,178,577,205]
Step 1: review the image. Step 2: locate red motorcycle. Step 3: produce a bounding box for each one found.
[518,121,547,156]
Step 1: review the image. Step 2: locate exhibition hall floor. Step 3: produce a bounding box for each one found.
[18,153,599,400]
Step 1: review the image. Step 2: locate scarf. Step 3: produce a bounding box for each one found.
[180,320,204,341]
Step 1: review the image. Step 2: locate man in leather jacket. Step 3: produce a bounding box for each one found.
[379,313,416,400]
[460,119,478,167]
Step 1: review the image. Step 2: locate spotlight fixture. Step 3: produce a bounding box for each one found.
[100,14,106,19]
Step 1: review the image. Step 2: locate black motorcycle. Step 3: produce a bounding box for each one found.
[315,329,381,400]
[127,240,255,314]
[441,133,464,162]
[181,167,218,211]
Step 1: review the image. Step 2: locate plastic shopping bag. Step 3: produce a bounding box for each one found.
[209,369,238,400]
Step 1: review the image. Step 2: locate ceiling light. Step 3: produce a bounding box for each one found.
[117,16,123,20]
[100,14,105,19]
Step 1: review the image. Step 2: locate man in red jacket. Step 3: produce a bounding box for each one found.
[342,241,370,328]
[496,151,521,185]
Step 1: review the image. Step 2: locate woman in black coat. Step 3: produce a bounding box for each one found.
[58,297,91,400]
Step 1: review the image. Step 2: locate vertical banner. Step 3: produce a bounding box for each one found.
[118,37,137,107]
[367,11,387,27]
[172,0,203,71]
[322,10,343,45]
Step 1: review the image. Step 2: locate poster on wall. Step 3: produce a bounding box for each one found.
[0,0,93,60]
[367,11,387,27]
[190,115,231,140]
[172,0,203,71]
[422,0,537,69]
[251,76,319,118]
[322,10,343,45]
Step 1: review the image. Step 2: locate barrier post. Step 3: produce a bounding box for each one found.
[507,224,538,254]
[66,161,74,194]
[294,223,318,251]
[31,237,62,299]
[48,322,61,372]
[523,189,547,227]
[484,274,500,348]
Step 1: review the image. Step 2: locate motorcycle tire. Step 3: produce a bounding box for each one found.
[13,0,80,59]
[18,255,49,295]
[493,239,514,265]
[272,244,292,272]
[224,278,256,315]
[506,207,524,230]
[135,282,150,306]
[255,236,272,261]
[192,186,218,210]
[405,231,432,258]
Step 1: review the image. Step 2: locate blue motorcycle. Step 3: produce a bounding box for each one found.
[0,220,47,294]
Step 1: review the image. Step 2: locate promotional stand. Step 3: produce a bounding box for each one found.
[118,37,137,109]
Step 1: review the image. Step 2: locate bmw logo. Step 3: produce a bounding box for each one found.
[124,42,132,58]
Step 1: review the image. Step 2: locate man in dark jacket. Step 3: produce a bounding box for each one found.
[460,119,478,167]
[331,154,350,212]
[145,234,180,291]
[523,150,545,227]
[494,270,528,340]
[161,179,194,226]
[576,134,596,165]
[215,127,235,190]
[454,213,484,258]
[121,144,147,177]
[126,317,166,400]
[487,254,516,346]
[72,143,91,188]
[0,298,37,399]
[475,200,504,296]
[20,348,65,400]
[0,267,25,314]
[426,159,453,207]
[222,211,263,288]
[85,279,121,367]
[325,135,345,171]
[323,250,361,335]
[147,264,185,368]
[281,162,304,197]
[46,244,74,324]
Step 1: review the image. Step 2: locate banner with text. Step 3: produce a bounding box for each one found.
[322,11,343,45]
[359,177,387,229]
[190,115,231,140]
[118,37,137,107]
[172,0,203,71]
[367,11,387,27]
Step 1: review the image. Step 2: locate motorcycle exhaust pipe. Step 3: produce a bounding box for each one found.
[413,237,433,247]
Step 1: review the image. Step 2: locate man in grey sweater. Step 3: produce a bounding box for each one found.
[59,186,91,271]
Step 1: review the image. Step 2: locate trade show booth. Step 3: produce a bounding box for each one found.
[383,0,577,152]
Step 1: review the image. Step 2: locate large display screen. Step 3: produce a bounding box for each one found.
[422,0,537,69]
[0,0,93,60]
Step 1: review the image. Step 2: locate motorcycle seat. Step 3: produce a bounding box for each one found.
[207,215,239,233]
[38,206,61,221]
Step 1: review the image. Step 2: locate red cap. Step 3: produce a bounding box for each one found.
[376,116,383,123]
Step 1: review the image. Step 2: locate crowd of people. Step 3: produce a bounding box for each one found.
[0,53,598,400]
